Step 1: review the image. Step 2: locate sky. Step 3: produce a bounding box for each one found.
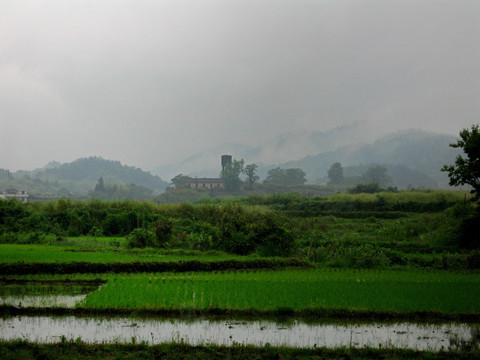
[1,0,479,172]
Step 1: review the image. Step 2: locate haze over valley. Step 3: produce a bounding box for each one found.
[1,1,478,180]
[0,123,465,199]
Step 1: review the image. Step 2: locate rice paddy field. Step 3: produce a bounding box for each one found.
[0,243,252,264]
[1,191,479,358]
[76,269,480,314]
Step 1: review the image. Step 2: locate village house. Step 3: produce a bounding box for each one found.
[0,188,29,203]
[185,177,225,190]
[183,155,232,191]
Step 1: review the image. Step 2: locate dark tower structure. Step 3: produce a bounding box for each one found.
[221,155,232,170]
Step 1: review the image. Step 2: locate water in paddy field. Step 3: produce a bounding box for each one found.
[0,279,105,308]
[0,316,478,351]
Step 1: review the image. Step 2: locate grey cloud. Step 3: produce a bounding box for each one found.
[1,0,479,171]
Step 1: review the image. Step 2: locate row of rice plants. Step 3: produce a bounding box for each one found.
[79,269,480,313]
[0,244,252,264]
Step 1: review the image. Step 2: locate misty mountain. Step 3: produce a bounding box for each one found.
[13,157,168,195]
[280,130,460,188]
[340,164,439,189]
[155,143,259,181]
[154,122,382,180]
[154,126,461,190]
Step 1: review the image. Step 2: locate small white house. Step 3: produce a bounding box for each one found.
[185,177,225,191]
[0,189,29,203]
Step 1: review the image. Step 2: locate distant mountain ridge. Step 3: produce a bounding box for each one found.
[14,157,168,194]
[154,126,461,189]
[279,129,460,188]
[154,122,381,180]
[4,127,463,195]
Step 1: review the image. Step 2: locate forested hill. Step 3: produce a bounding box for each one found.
[277,130,460,187]
[9,157,168,196]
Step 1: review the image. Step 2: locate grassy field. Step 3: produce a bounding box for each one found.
[2,340,477,360]
[1,191,479,357]
[76,269,480,314]
[0,244,256,264]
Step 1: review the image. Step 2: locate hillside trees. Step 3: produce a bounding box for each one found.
[264,167,307,186]
[327,162,344,185]
[363,165,393,188]
[91,182,154,200]
[94,177,106,192]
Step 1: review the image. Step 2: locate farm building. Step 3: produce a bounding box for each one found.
[185,177,225,190]
[183,155,232,191]
[0,188,29,203]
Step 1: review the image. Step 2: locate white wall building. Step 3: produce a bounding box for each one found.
[0,189,29,203]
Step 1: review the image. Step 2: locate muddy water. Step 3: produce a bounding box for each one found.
[1,316,478,350]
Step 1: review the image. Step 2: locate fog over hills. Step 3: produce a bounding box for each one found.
[154,124,460,189]
[154,122,386,181]
[9,157,169,195]
[279,129,460,188]
[2,2,478,173]
[2,125,463,193]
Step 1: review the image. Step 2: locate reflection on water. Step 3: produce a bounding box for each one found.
[0,316,478,351]
[0,280,103,308]
[0,294,88,307]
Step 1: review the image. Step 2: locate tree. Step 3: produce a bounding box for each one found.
[94,176,106,192]
[327,162,344,185]
[170,174,191,189]
[244,163,259,189]
[363,165,393,188]
[442,124,480,200]
[220,158,244,191]
[264,167,307,186]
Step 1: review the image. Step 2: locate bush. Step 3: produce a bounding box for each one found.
[349,183,381,194]
[319,243,390,268]
[126,228,158,248]
[251,215,295,257]
[152,217,174,246]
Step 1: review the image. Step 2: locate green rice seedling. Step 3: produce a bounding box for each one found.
[79,269,480,314]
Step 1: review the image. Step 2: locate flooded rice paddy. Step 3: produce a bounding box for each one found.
[1,278,478,351]
[0,279,105,308]
[1,315,478,351]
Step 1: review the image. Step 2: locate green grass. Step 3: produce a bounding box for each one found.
[0,244,254,264]
[80,269,480,314]
[2,340,478,360]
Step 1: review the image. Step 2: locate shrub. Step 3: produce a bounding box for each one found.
[252,215,295,257]
[152,217,174,245]
[126,228,157,248]
[349,183,381,194]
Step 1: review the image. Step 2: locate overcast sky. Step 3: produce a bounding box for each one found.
[1,0,479,172]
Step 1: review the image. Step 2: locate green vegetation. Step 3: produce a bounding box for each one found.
[442,124,480,250]
[2,340,478,360]
[221,158,245,191]
[442,124,480,201]
[1,189,479,357]
[264,167,307,186]
[0,244,260,264]
[1,157,168,199]
[0,189,477,268]
[78,269,480,314]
